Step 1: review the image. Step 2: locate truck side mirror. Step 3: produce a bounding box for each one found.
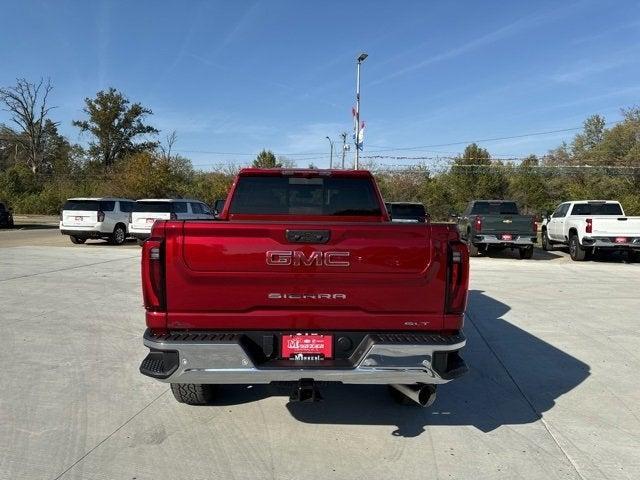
[213,199,225,217]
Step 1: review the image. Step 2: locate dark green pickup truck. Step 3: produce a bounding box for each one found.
[456,200,537,259]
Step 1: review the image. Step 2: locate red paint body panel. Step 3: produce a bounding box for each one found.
[142,169,469,334]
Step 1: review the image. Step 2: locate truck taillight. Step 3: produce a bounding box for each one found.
[586,218,593,234]
[97,210,105,222]
[446,241,469,314]
[532,216,537,234]
[142,239,165,311]
[474,215,482,232]
[169,212,177,220]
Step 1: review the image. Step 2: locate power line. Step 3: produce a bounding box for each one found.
[169,121,623,157]
[0,119,626,160]
[360,121,623,153]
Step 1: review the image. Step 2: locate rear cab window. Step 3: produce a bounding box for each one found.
[228,174,382,217]
[470,201,519,215]
[570,203,623,215]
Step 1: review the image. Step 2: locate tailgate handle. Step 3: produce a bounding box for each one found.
[286,229,331,244]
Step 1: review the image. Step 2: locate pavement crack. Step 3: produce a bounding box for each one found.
[51,388,169,480]
[465,309,587,480]
[0,256,138,283]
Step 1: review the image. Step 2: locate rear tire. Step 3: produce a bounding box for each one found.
[170,383,216,405]
[541,229,553,251]
[69,235,86,244]
[569,235,586,261]
[626,250,640,263]
[468,241,480,257]
[519,246,534,259]
[110,224,127,245]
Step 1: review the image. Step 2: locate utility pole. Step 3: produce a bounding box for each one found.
[325,136,334,168]
[355,52,367,169]
[340,132,348,169]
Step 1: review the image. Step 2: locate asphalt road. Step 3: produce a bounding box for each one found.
[1,227,639,479]
[0,216,139,248]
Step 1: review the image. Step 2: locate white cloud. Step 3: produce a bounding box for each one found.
[550,54,640,83]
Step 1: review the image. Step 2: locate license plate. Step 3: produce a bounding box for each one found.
[146,218,155,224]
[75,216,83,222]
[615,237,628,244]
[501,234,513,241]
[281,334,333,360]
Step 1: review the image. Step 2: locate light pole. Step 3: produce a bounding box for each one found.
[355,52,367,169]
[325,136,334,168]
[340,132,349,169]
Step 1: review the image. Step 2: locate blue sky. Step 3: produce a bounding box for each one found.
[1,0,639,169]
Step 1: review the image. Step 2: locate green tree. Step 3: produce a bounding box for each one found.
[572,114,605,157]
[73,88,159,167]
[107,151,194,199]
[252,149,281,168]
[448,143,507,211]
[508,155,548,213]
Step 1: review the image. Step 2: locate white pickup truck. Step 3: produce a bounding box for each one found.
[541,200,640,261]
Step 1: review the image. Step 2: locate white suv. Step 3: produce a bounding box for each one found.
[60,197,136,245]
[129,199,214,244]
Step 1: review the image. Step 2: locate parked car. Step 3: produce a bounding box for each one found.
[385,202,428,222]
[129,199,214,244]
[541,200,640,261]
[456,200,537,259]
[59,197,135,245]
[139,168,469,408]
[0,201,14,228]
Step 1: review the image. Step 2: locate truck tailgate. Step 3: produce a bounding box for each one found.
[480,214,534,234]
[592,216,640,236]
[161,221,450,331]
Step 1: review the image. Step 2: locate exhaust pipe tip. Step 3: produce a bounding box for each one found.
[390,384,437,407]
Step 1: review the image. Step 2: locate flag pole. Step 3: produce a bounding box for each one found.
[355,52,368,169]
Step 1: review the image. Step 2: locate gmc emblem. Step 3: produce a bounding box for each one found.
[266,250,350,267]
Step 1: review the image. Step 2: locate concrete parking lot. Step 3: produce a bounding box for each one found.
[1,227,639,480]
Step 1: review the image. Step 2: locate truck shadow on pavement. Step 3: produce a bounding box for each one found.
[212,290,590,437]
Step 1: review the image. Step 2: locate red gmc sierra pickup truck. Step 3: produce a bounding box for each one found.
[139,168,469,407]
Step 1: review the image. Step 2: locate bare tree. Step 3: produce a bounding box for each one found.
[0,78,56,173]
[159,130,178,161]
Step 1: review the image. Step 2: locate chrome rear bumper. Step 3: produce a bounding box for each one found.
[473,234,536,246]
[140,329,467,385]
